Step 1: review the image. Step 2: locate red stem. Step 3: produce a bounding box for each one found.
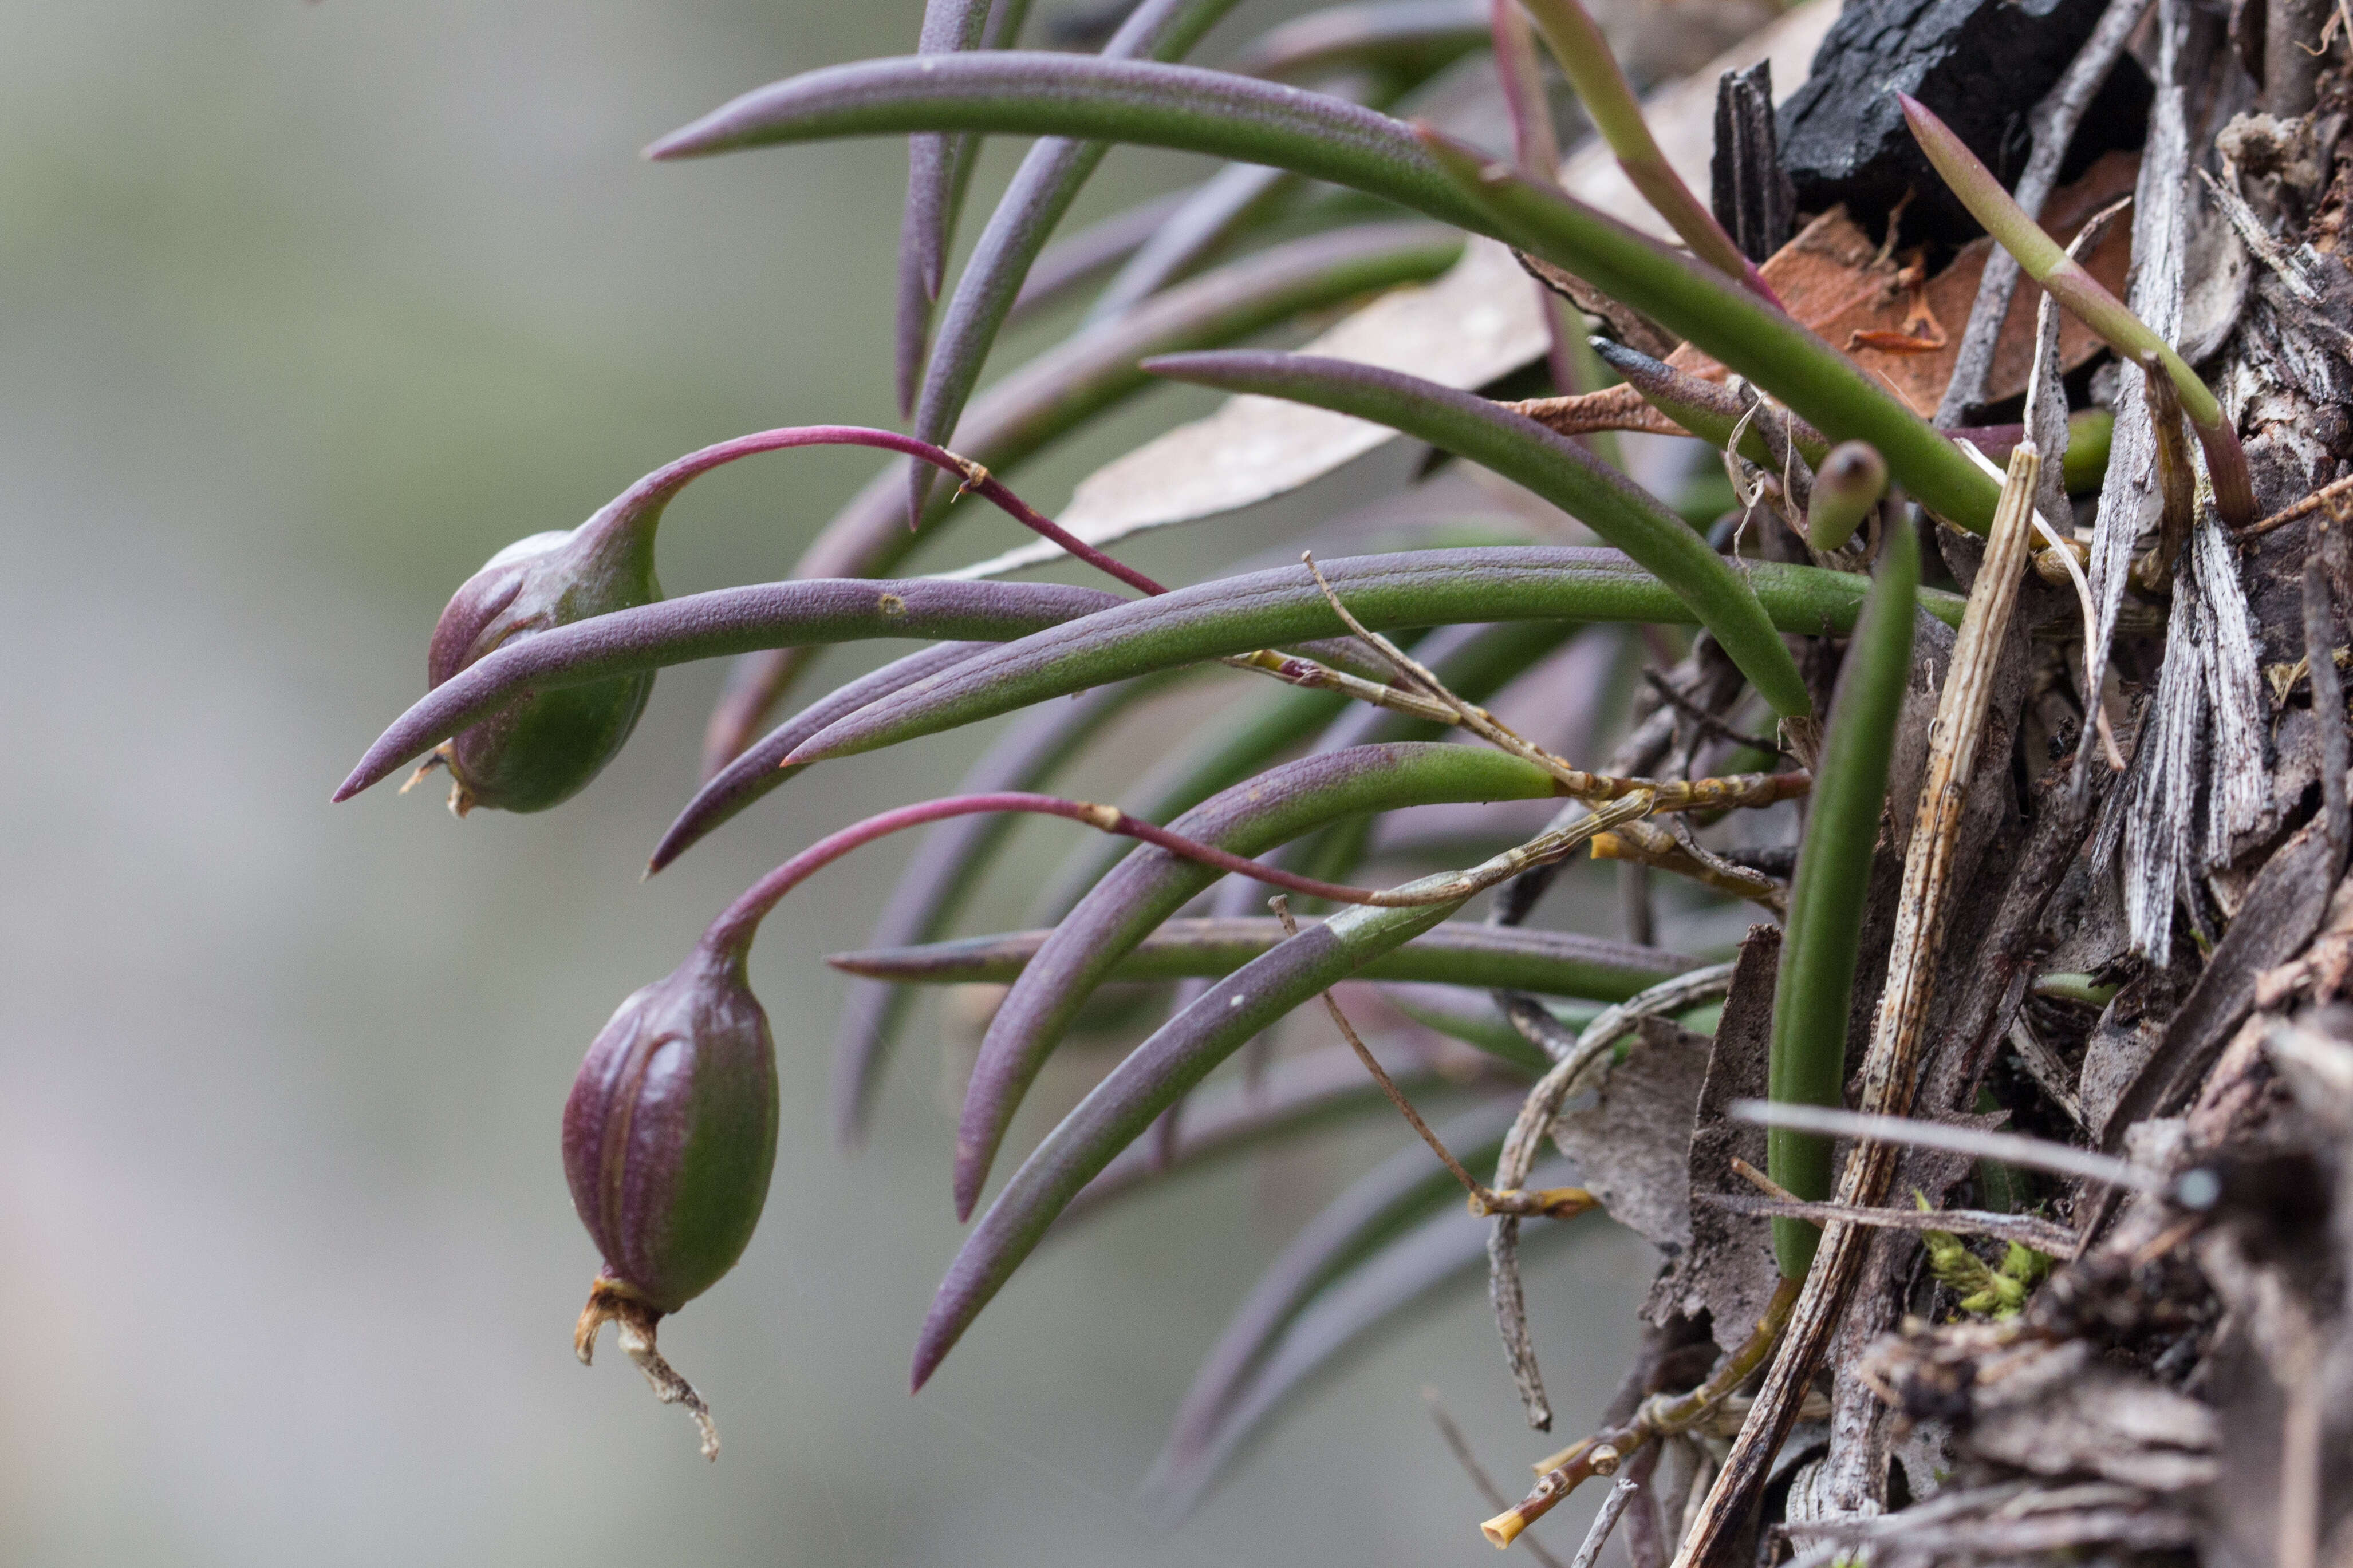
[592,424,1168,598]
[701,791,1384,958]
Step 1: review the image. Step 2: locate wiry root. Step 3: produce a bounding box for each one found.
[574,1276,720,1461]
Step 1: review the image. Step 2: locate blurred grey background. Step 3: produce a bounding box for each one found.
[0,2,1658,1562]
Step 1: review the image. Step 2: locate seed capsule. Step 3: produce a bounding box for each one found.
[425,516,660,815]
[563,937,779,1458]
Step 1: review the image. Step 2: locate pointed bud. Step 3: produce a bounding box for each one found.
[1804,441,1889,554]
[426,515,660,814]
[563,937,778,1458]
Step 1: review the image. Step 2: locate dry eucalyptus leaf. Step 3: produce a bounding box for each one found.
[1547,1015,1714,1253]
[1665,149,2141,417]
[1647,925,1788,1355]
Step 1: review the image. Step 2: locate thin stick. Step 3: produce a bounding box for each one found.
[1272,896,1530,1210]
[1231,649,1808,815]
[2008,1017,2090,1128]
[1728,1156,1800,1203]
[1428,1391,1573,1568]
[1670,441,2045,1568]
[1725,1100,2163,1191]
[1488,961,1741,1428]
[1697,1191,2082,1254]
[1283,918,1584,1212]
[1590,820,1787,911]
[1569,1477,1643,1568]
[2241,468,2353,538]
[1482,1276,1803,1546]
[1640,670,1786,757]
[1302,552,1806,814]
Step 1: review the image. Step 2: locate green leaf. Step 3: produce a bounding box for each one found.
[785,547,1965,769]
[1412,128,2005,535]
[910,886,1471,1389]
[833,913,1701,993]
[1767,514,1918,1277]
[1142,350,1811,716]
[948,741,1664,1215]
[646,53,1496,232]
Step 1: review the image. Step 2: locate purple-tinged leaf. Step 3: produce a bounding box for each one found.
[1146,1160,1581,1516]
[781,547,1934,773]
[1026,539,1562,926]
[832,675,1181,1146]
[1244,618,1580,900]
[1142,351,1810,716]
[1026,680,1351,927]
[953,742,1568,1217]
[1057,1044,1523,1228]
[1145,1097,1519,1504]
[642,52,1494,224]
[1229,0,1490,84]
[335,578,1117,803]
[1083,163,1294,323]
[1082,5,1479,325]
[651,641,987,875]
[1005,188,1188,326]
[695,221,1464,773]
[896,0,1001,413]
[705,789,1491,978]
[835,914,1701,994]
[899,0,1252,525]
[911,882,1472,1389]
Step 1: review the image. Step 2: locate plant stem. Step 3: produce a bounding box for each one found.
[1898,92,2256,527]
[1515,0,1780,305]
[700,791,1442,960]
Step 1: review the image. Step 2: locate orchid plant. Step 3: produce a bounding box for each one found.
[340,0,2236,1549]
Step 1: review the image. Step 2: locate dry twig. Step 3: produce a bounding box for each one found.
[1669,443,2044,1566]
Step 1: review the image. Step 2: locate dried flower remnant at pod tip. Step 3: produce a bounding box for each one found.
[565,935,781,1461]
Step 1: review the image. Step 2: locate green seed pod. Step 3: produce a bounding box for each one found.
[425,516,660,815]
[563,938,779,1458]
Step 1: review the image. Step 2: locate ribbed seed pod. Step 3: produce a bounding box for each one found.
[563,937,779,1458]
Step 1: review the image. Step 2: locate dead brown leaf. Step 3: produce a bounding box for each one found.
[1667,149,2143,417]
